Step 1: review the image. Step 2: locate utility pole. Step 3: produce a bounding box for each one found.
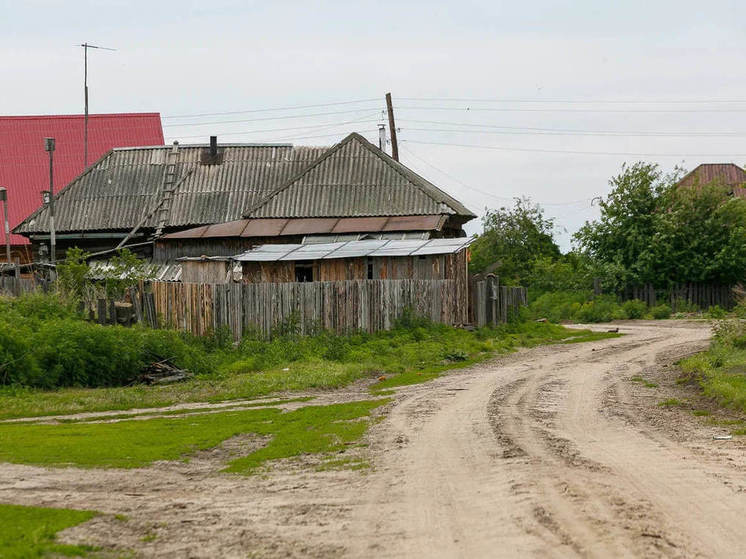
[0,188,10,266]
[44,138,56,271]
[78,42,116,168]
[385,92,399,161]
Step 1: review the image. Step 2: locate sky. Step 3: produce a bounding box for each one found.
[3,0,746,250]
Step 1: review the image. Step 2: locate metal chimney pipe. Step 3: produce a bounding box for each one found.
[209,136,218,157]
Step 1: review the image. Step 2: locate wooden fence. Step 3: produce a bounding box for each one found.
[0,276,38,297]
[472,275,527,327]
[144,279,467,339]
[619,283,736,310]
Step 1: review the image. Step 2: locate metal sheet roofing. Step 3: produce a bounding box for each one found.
[677,163,746,190]
[0,113,164,246]
[245,133,475,219]
[161,214,446,240]
[16,144,326,235]
[233,237,473,262]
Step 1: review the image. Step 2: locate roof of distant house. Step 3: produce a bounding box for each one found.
[676,163,746,191]
[0,113,164,246]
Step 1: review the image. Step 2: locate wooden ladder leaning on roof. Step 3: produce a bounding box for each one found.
[154,141,181,238]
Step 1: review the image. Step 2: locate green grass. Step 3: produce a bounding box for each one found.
[679,321,746,414]
[0,503,97,558]
[630,375,658,388]
[0,321,619,421]
[0,400,388,474]
[658,398,685,408]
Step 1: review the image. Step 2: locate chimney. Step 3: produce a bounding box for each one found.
[210,136,218,157]
[201,136,223,165]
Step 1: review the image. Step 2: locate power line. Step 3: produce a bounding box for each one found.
[395,105,746,114]
[162,107,383,128]
[399,144,593,207]
[401,139,746,158]
[163,98,380,119]
[398,96,746,104]
[397,119,746,137]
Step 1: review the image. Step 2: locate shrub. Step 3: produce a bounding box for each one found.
[0,321,40,385]
[650,304,672,320]
[621,299,647,319]
[707,305,728,319]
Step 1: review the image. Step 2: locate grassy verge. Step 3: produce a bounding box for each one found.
[0,320,618,421]
[0,503,97,558]
[679,320,746,416]
[0,400,388,473]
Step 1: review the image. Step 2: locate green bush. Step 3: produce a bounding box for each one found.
[574,296,624,323]
[621,299,647,319]
[707,305,728,319]
[0,321,40,386]
[650,304,672,320]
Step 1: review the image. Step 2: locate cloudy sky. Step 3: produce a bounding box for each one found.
[3,0,746,249]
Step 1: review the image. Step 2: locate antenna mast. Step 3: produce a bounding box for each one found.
[78,42,116,168]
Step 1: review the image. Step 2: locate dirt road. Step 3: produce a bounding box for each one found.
[344,321,745,558]
[3,320,746,558]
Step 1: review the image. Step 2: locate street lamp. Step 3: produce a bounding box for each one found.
[44,138,56,272]
[0,187,10,267]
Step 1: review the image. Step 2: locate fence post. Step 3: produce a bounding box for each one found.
[96,298,107,325]
[485,274,498,326]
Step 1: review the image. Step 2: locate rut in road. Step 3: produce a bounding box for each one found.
[345,322,745,558]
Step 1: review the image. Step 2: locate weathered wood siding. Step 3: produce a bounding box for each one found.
[180,260,231,284]
[473,276,528,327]
[148,279,466,339]
[0,276,37,296]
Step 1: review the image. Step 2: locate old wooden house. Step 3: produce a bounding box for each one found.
[15,133,476,263]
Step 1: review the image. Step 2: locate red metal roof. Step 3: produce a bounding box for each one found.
[0,113,163,246]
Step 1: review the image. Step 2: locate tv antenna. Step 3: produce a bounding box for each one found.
[78,42,117,168]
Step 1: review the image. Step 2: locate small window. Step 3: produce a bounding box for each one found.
[295,262,314,282]
[367,258,374,279]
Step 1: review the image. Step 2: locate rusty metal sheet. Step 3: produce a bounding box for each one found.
[203,219,246,238]
[162,225,210,239]
[240,219,288,237]
[280,218,338,235]
[382,215,443,231]
[331,216,387,233]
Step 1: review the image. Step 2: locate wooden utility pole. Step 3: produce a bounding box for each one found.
[79,42,116,168]
[385,92,399,161]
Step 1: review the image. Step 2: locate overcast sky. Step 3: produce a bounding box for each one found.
[3,0,746,249]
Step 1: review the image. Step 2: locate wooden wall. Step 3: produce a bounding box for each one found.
[181,260,231,284]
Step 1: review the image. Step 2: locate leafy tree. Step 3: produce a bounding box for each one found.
[470,198,560,282]
[575,162,746,287]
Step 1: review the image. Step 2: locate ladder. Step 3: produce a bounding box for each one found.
[154,142,180,238]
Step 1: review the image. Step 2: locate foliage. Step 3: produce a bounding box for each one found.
[680,319,746,415]
[622,299,647,319]
[575,162,746,288]
[470,197,560,282]
[0,503,97,558]
[56,247,92,304]
[0,400,388,473]
[102,248,156,299]
[650,304,672,320]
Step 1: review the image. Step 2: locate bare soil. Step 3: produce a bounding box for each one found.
[2,320,745,558]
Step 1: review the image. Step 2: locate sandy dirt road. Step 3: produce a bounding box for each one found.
[2,321,745,558]
[343,321,746,558]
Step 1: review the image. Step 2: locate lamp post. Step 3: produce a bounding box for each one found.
[44,138,56,272]
[0,187,10,267]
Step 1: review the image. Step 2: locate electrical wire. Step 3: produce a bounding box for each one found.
[395,105,746,114]
[401,139,746,158]
[162,107,384,128]
[397,96,746,104]
[162,98,380,119]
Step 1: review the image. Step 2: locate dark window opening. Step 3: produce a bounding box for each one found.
[367,258,374,279]
[295,262,314,282]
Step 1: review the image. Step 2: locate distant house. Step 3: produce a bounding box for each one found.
[0,113,164,265]
[676,163,746,198]
[15,133,476,267]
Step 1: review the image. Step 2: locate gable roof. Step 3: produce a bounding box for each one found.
[244,133,476,219]
[16,144,327,235]
[0,113,163,246]
[676,163,746,190]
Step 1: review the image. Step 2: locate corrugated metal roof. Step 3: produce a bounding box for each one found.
[677,163,746,190]
[233,238,473,262]
[160,214,447,240]
[246,133,476,219]
[87,260,182,282]
[0,113,164,246]
[16,144,326,235]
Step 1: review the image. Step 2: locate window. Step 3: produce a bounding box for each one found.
[295,261,314,282]
[367,258,374,279]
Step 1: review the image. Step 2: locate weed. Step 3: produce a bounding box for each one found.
[658,398,684,407]
[692,410,711,416]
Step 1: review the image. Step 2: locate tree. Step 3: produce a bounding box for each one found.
[574,161,746,287]
[470,197,560,282]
